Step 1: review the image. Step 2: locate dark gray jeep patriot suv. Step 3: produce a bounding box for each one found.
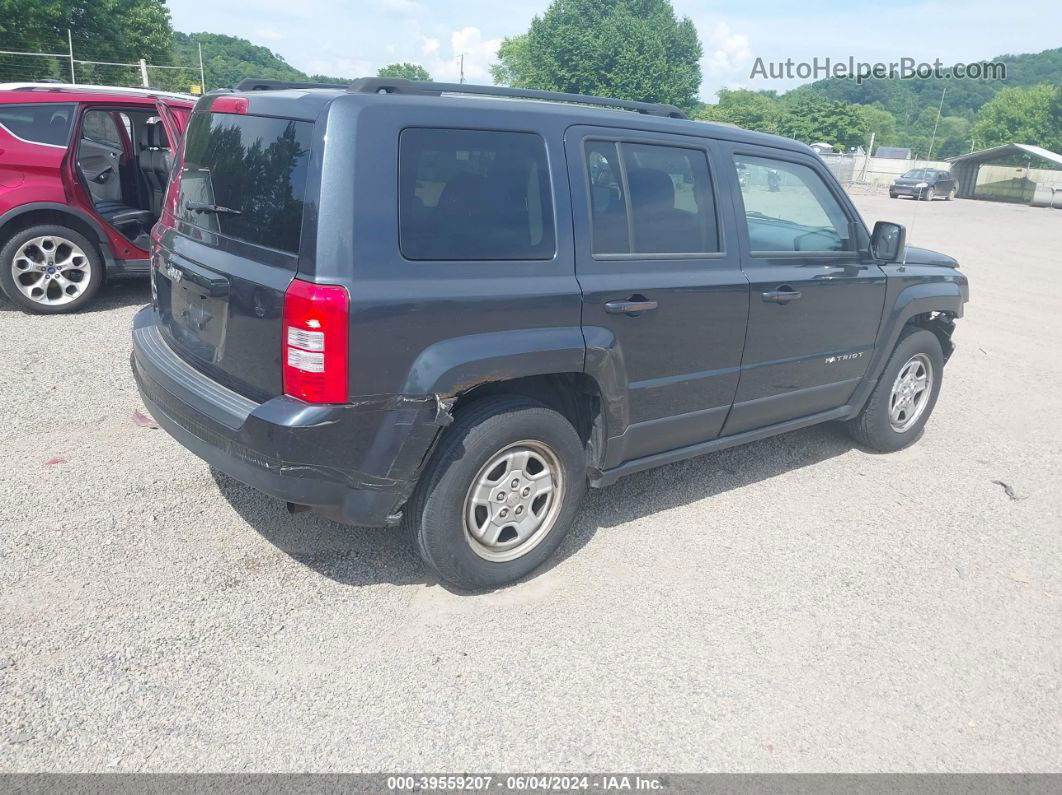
[131,78,969,589]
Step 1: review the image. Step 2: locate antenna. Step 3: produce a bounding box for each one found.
[926,86,947,161]
[902,85,947,267]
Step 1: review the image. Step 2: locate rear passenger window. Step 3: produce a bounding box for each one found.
[399,128,555,261]
[585,141,720,256]
[176,111,313,254]
[0,103,74,147]
[81,110,125,149]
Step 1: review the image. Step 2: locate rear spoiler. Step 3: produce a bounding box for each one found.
[234,78,348,92]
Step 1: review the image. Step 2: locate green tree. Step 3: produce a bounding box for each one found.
[377,62,431,81]
[0,0,173,83]
[490,0,703,111]
[694,89,781,133]
[857,104,898,147]
[173,32,307,91]
[490,34,532,87]
[971,84,1061,152]
[777,93,869,149]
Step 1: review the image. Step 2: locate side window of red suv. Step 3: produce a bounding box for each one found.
[0,103,75,147]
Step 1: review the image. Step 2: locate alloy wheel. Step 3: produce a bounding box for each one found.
[10,235,93,307]
[889,353,933,432]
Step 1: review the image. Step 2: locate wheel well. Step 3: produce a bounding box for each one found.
[0,210,105,260]
[450,374,605,465]
[907,311,957,362]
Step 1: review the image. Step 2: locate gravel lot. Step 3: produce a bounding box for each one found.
[1,195,1060,772]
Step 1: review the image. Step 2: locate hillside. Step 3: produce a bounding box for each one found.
[809,47,1062,124]
[172,32,313,89]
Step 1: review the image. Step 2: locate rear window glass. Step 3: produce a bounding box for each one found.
[176,111,312,254]
[81,110,126,148]
[399,128,555,261]
[0,103,74,146]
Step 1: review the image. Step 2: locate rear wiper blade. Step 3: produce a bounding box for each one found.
[186,201,241,216]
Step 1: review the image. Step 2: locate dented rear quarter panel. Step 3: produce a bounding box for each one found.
[308,96,585,404]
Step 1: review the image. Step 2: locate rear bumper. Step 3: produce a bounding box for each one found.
[131,306,448,527]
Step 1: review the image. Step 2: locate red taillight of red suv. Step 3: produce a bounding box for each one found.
[282,279,350,404]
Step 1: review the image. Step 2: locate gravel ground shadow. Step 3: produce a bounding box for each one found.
[0,279,151,314]
[214,420,857,592]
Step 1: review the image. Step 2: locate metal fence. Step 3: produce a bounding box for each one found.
[0,30,205,95]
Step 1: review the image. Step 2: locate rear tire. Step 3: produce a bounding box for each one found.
[0,224,104,314]
[846,327,944,452]
[405,396,587,590]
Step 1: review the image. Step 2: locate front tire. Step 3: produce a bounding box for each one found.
[405,396,587,590]
[0,224,103,314]
[846,327,944,452]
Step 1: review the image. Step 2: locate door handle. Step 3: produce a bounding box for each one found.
[605,297,658,316]
[761,286,802,304]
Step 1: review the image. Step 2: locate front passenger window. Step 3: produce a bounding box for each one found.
[733,155,850,253]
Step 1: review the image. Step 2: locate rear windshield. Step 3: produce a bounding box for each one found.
[176,111,312,253]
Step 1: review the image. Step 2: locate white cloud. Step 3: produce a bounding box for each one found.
[167,0,1061,102]
[423,26,501,83]
[303,56,374,79]
[704,22,751,77]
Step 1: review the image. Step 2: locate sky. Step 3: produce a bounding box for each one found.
[166,0,1061,101]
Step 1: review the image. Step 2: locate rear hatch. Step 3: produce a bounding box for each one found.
[152,107,314,401]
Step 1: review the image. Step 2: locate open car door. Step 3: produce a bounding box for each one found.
[153,99,187,144]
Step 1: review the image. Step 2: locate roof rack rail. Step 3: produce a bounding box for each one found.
[234,78,348,92]
[346,77,689,119]
[0,82,196,100]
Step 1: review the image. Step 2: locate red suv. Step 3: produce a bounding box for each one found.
[0,83,193,313]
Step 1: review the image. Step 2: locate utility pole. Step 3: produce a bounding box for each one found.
[198,41,206,93]
[860,131,875,182]
[67,29,75,83]
[139,58,149,88]
[459,53,465,84]
[926,86,947,161]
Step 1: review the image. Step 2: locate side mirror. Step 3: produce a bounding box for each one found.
[870,220,906,262]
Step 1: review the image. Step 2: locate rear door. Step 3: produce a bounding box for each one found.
[0,102,73,199]
[154,99,184,144]
[720,144,887,435]
[152,108,314,400]
[76,108,126,203]
[565,126,748,467]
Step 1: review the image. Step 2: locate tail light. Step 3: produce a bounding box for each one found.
[282,279,349,404]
